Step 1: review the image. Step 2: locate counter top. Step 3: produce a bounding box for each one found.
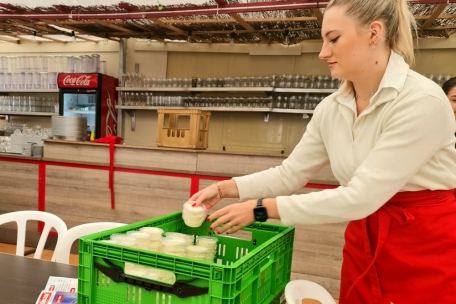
[42,139,288,158]
[42,139,339,186]
[0,152,42,161]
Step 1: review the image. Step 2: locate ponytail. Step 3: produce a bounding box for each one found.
[326,0,417,66]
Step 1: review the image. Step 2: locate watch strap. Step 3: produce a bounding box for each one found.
[256,198,264,207]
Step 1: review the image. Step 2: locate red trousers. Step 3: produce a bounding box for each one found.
[339,190,456,304]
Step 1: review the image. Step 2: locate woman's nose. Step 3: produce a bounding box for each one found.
[319,43,330,60]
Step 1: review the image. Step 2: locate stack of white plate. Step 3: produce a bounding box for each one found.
[52,116,87,141]
[32,145,43,157]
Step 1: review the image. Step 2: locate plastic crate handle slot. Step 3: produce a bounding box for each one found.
[94,259,208,298]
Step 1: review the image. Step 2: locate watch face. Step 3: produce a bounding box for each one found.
[254,207,268,222]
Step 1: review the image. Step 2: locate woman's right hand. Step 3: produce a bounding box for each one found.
[189,183,222,213]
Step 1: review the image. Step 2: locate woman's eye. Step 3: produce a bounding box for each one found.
[330,36,339,43]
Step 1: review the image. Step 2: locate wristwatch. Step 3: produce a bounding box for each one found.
[254,198,268,222]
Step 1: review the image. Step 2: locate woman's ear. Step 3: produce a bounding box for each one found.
[370,21,384,41]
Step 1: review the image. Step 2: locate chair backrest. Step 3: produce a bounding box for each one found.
[53,222,126,264]
[0,210,67,260]
[285,280,336,304]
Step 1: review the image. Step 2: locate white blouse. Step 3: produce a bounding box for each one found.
[233,51,456,225]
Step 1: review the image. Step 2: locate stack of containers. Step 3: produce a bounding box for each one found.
[107,228,219,262]
[186,245,209,261]
[124,263,176,285]
[161,232,194,257]
[110,234,136,247]
[196,236,219,262]
[126,231,152,250]
[182,201,206,227]
[140,227,164,252]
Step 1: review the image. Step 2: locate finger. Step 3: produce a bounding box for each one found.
[227,224,241,234]
[189,192,201,202]
[209,212,230,233]
[192,192,209,206]
[206,207,226,223]
[213,216,237,235]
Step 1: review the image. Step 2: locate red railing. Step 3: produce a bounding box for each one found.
[0,156,337,235]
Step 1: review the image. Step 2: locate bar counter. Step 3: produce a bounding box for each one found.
[42,139,338,184]
[0,140,344,297]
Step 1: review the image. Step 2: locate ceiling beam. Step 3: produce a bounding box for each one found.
[162,16,319,24]
[150,18,211,43]
[94,20,138,35]
[0,35,20,44]
[312,8,324,27]
[422,25,456,30]
[167,27,321,36]
[11,20,59,34]
[229,13,269,43]
[36,35,69,43]
[49,22,108,40]
[421,3,448,29]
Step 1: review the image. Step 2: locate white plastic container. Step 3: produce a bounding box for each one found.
[110,234,137,247]
[140,227,164,241]
[182,201,206,227]
[127,231,152,249]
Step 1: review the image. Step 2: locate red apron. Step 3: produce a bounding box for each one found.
[339,190,456,304]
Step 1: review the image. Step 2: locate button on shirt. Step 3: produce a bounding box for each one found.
[233,51,456,225]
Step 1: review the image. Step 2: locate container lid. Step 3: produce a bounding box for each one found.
[164,232,193,240]
[140,227,164,236]
[127,231,151,239]
[197,236,219,246]
[186,245,208,254]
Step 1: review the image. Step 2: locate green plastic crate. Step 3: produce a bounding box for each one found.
[78,211,294,304]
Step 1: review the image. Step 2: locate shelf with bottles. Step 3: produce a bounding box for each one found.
[0,95,59,115]
[116,105,272,112]
[116,87,274,93]
[117,93,325,113]
[0,89,59,93]
[0,111,59,116]
[118,73,339,92]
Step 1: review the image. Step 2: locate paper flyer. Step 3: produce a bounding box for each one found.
[36,276,78,304]
[35,291,77,304]
[44,276,78,293]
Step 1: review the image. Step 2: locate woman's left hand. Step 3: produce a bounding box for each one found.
[207,200,257,235]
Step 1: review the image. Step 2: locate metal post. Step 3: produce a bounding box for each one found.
[117,38,128,137]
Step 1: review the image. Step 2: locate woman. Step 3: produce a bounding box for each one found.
[191,0,456,303]
[443,77,456,117]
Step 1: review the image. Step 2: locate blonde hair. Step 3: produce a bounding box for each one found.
[326,0,417,66]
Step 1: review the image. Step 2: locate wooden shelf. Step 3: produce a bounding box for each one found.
[116,87,274,92]
[116,105,314,114]
[116,87,336,94]
[0,89,59,93]
[0,111,59,116]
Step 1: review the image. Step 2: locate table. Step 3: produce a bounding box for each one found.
[0,253,78,304]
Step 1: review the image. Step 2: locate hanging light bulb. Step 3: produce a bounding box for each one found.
[187,31,192,43]
[283,29,290,46]
[147,33,152,46]
[31,31,37,43]
[103,33,109,45]
[71,31,76,43]
[229,32,235,46]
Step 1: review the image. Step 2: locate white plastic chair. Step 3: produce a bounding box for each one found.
[285,280,336,304]
[0,210,67,260]
[53,222,126,264]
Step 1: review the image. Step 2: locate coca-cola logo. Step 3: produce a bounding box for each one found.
[63,75,92,86]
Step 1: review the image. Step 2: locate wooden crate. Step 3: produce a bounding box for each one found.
[156,109,211,149]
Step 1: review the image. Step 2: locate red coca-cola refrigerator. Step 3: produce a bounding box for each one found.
[58,73,117,139]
